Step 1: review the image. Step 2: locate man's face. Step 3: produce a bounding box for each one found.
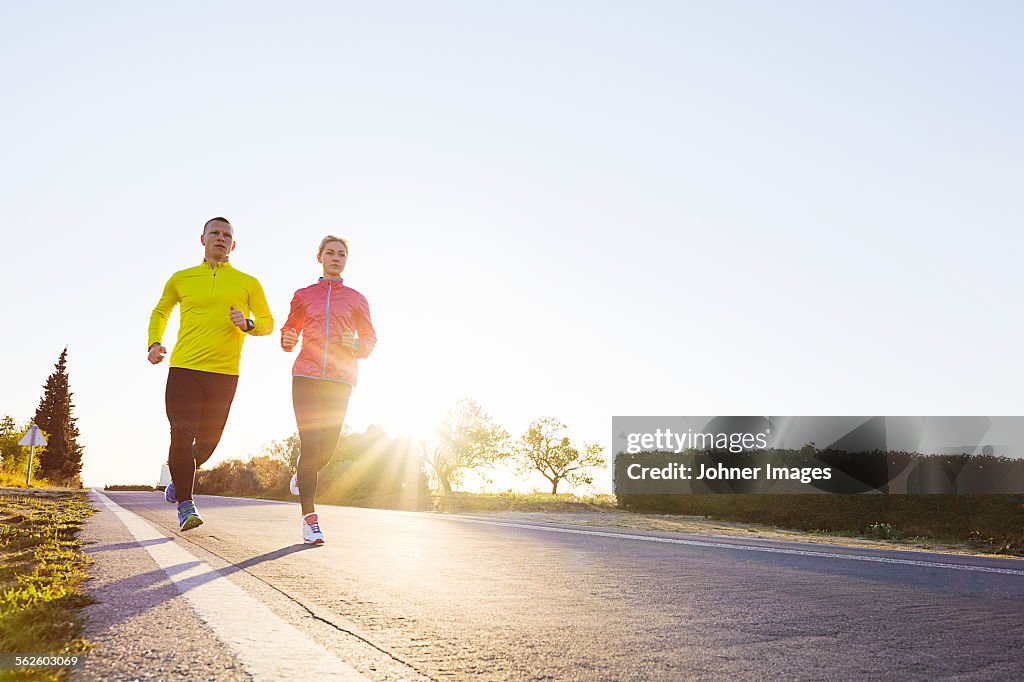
[201,221,235,261]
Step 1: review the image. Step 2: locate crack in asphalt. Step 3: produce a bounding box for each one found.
[169,529,439,682]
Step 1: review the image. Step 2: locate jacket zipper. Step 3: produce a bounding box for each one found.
[321,281,332,378]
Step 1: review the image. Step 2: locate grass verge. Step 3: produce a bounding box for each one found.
[0,473,49,489]
[617,494,1024,556]
[0,490,95,681]
[432,491,618,513]
[189,486,617,513]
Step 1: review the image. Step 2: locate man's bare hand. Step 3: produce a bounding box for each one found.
[148,344,167,364]
[229,306,247,330]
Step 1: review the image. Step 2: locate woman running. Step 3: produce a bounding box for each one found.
[281,235,376,544]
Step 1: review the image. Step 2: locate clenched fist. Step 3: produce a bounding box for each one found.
[148,344,167,365]
[282,328,298,351]
[229,306,248,330]
[341,330,358,354]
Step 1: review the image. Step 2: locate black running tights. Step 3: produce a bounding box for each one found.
[293,376,352,515]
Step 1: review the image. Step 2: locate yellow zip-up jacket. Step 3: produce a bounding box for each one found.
[148,261,273,375]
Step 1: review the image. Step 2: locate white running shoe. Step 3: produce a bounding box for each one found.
[302,513,325,544]
[289,473,299,496]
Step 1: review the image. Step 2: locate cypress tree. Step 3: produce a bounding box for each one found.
[33,347,84,484]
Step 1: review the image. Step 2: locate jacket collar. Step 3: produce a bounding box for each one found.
[318,276,343,285]
[201,259,233,271]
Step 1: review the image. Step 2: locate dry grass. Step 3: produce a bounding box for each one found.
[0,472,50,489]
[0,491,95,680]
[433,491,618,513]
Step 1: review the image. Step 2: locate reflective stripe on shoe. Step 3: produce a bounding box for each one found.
[177,501,203,531]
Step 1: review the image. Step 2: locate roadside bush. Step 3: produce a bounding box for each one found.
[195,426,431,510]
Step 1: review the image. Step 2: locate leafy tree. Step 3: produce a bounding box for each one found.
[0,416,22,471]
[262,432,303,470]
[196,459,259,495]
[423,399,511,494]
[248,454,290,492]
[517,417,605,494]
[32,348,84,484]
[0,416,43,480]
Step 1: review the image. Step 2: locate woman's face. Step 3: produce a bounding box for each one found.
[318,241,348,278]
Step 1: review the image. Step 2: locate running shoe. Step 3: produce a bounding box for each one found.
[302,513,324,544]
[289,473,300,496]
[164,481,177,504]
[177,500,203,531]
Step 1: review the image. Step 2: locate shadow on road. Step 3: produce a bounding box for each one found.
[85,538,319,632]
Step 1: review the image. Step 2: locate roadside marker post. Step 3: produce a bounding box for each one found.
[18,424,47,486]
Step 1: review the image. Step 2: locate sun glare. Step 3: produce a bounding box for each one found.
[358,388,444,442]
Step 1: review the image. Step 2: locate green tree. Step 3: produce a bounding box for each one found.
[423,399,511,494]
[248,455,290,492]
[0,416,43,480]
[32,347,85,485]
[196,459,257,495]
[517,417,605,494]
[263,432,303,470]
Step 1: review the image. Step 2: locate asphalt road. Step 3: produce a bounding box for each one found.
[80,491,1024,680]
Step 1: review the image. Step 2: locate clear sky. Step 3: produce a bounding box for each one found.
[1,2,1022,491]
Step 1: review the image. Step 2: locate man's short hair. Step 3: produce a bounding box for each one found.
[203,217,232,232]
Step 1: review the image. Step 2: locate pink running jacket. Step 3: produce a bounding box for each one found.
[281,278,376,385]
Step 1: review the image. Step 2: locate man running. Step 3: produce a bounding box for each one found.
[148,217,273,531]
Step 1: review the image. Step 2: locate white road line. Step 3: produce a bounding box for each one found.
[443,516,1024,577]
[90,492,368,681]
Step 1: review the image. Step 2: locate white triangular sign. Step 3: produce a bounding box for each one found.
[18,425,47,447]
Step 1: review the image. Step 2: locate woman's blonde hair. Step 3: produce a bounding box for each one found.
[318,235,348,257]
